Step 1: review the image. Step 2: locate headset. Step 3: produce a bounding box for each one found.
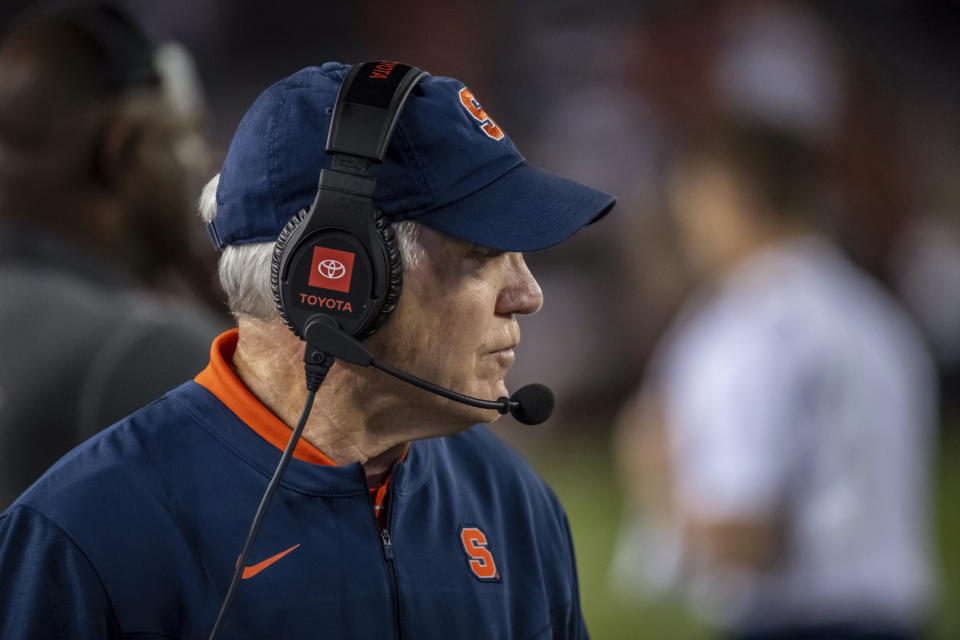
[271,60,425,346]
[268,60,552,419]
[208,61,552,639]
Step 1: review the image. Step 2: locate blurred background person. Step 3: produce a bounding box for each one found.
[608,4,957,637]
[611,116,938,639]
[0,2,227,507]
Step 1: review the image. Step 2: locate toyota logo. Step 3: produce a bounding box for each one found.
[318,259,347,280]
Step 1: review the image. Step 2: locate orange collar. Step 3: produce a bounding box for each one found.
[195,329,337,466]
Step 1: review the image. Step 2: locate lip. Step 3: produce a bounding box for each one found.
[486,348,515,369]
[486,343,518,356]
[484,344,517,370]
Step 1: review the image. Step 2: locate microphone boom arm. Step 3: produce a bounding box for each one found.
[370,359,512,414]
[302,314,551,424]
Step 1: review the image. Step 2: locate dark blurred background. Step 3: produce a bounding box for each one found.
[1,1,958,637]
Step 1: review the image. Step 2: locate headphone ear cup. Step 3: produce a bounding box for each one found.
[356,210,403,339]
[271,208,310,338]
[270,207,401,341]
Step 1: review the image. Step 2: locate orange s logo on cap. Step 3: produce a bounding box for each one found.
[308,246,355,293]
[458,87,504,141]
[459,525,500,581]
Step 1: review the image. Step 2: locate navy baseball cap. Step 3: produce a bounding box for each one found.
[210,62,615,252]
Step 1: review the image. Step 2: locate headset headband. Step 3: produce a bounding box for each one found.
[271,61,427,343]
[326,61,428,166]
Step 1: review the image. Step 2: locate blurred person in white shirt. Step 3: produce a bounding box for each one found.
[610,119,937,640]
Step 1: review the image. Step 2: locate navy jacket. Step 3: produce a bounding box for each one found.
[0,379,587,638]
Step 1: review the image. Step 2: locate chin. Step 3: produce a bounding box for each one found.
[469,407,504,427]
[406,373,510,431]
[469,380,510,424]
[460,400,503,424]
[482,377,510,400]
[435,396,502,430]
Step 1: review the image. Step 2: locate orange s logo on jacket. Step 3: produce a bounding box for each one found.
[459,525,500,581]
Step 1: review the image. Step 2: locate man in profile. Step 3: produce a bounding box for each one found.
[0,61,613,637]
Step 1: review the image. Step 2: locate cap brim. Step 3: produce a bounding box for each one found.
[411,163,616,252]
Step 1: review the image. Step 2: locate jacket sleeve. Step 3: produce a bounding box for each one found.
[0,506,121,638]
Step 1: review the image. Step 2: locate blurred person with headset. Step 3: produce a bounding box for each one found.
[609,119,937,640]
[0,1,227,508]
[0,60,614,637]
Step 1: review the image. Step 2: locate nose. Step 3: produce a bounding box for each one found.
[496,253,544,316]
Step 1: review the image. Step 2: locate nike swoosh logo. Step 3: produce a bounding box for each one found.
[241,544,301,580]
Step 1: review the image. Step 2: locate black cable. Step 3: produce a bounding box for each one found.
[207,356,331,639]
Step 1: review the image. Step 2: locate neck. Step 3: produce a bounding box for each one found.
[230,317,408,487]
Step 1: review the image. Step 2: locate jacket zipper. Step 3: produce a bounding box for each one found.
[371,467,403,640]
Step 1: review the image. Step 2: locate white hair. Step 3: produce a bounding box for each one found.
[198,173,422,320]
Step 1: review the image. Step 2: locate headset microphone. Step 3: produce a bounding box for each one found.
[505,384,554,426]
